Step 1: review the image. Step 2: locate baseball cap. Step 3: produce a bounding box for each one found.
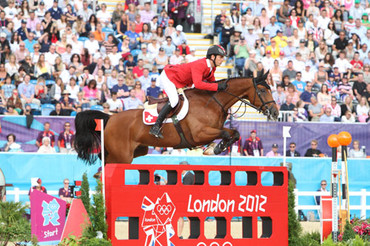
[251,129,257,134]
[247,25,254,30]
[355,0,360,3]
[272,144,278,148]
[176,25,183,32]
[240,36,245,40]
[182,40,187,44]
[305,62,311,67]
[234,26,242,33]
[168,19,174,24]
[179,161,189,165]
[276,30,282,34]
[0,32,6,38]
[21,19,27,24]
[175,47,180,51]
[349,16,354,20]
[231,5,237,10]
[151,77,157,81]
[300,39,305,43]
[328,73,335,78]
[279,51,285,56]
[141,44,147,49]
[263,30,270,35]
[37,178,42,184]
[159,47,164,51]
[266,50,271,54]
[249,49,256,54]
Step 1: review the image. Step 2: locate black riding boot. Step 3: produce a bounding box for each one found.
[149,102,173,138]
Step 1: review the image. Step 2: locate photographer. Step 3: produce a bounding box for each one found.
[154,174,167,185]
[234,36,250,75]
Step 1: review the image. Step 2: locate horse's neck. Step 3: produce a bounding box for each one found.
[215,78,254,110]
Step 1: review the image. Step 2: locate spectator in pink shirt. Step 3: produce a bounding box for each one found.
[326,96,341,121]
[266,144,281,157]
[139,2,155,24]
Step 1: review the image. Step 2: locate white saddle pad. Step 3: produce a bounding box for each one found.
[142,94,189,125]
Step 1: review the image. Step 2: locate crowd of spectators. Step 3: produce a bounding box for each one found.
[0,0,195,116]
[215,0,370,123]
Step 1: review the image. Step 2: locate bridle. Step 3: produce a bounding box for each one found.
[212,77,276,119]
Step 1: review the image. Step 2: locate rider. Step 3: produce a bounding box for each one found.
[149,45,228,138]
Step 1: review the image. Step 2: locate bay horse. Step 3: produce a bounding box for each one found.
[74,73,279,164]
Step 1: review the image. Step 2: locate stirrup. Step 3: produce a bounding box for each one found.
[149,125,164,139]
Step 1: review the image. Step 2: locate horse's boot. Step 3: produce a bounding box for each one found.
[149,102,172,138]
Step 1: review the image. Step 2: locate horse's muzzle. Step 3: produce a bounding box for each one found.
[264,105,279,121]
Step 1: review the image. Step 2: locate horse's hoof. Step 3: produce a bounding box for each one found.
[213,146,221,155]
[203,142,217,155]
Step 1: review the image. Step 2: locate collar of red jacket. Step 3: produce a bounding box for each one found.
[247,136,260,142]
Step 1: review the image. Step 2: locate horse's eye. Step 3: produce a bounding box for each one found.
[260,89,266,93]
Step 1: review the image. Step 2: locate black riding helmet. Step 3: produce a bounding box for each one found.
[206,45,226,67]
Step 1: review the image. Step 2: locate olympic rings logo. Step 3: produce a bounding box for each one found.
[196,242,233,246]
[156,204,172,215]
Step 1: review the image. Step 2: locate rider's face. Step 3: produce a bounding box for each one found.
[214,55,224,67]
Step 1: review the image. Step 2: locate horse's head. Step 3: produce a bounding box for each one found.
[246,71,279,120]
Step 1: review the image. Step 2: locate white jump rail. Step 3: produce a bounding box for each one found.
[294,189,370,219]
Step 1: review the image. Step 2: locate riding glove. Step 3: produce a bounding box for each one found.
[217,82,227,91]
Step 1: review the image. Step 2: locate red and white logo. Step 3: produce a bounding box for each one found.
[141,193,176,246]
[144,111,158,124]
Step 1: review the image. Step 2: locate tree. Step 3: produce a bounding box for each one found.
[83,179,108,239]
[0,201,31,246]
[288,180,302,245]
[81,172,91,218]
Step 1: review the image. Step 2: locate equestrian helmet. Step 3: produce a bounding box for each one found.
[206,45,226,58]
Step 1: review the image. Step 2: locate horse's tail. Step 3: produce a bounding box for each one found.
[74,110,110,165]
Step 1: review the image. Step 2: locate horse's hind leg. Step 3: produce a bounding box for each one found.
[134,145,149,158]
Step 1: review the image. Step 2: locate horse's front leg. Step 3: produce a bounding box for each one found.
[213,128,240,155]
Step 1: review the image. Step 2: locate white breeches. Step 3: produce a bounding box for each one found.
[158,70,178,108]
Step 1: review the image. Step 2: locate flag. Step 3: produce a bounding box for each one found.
[94,119,102,131]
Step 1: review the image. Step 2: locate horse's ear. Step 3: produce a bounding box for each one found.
[263,70,270,80]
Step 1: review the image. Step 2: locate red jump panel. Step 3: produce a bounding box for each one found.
[105,164,288,246]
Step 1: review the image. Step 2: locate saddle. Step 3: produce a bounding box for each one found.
[148,94,184,118]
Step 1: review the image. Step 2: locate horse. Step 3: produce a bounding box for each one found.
[74,73,279,164]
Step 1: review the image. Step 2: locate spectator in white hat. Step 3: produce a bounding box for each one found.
[171,25,186,46]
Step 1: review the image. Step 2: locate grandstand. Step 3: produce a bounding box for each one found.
[0,0,369,148]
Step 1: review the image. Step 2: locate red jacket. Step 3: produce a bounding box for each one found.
[164,58,218,91]
[178,45,190,55]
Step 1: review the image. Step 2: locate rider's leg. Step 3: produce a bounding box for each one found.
[149,71,178,138]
